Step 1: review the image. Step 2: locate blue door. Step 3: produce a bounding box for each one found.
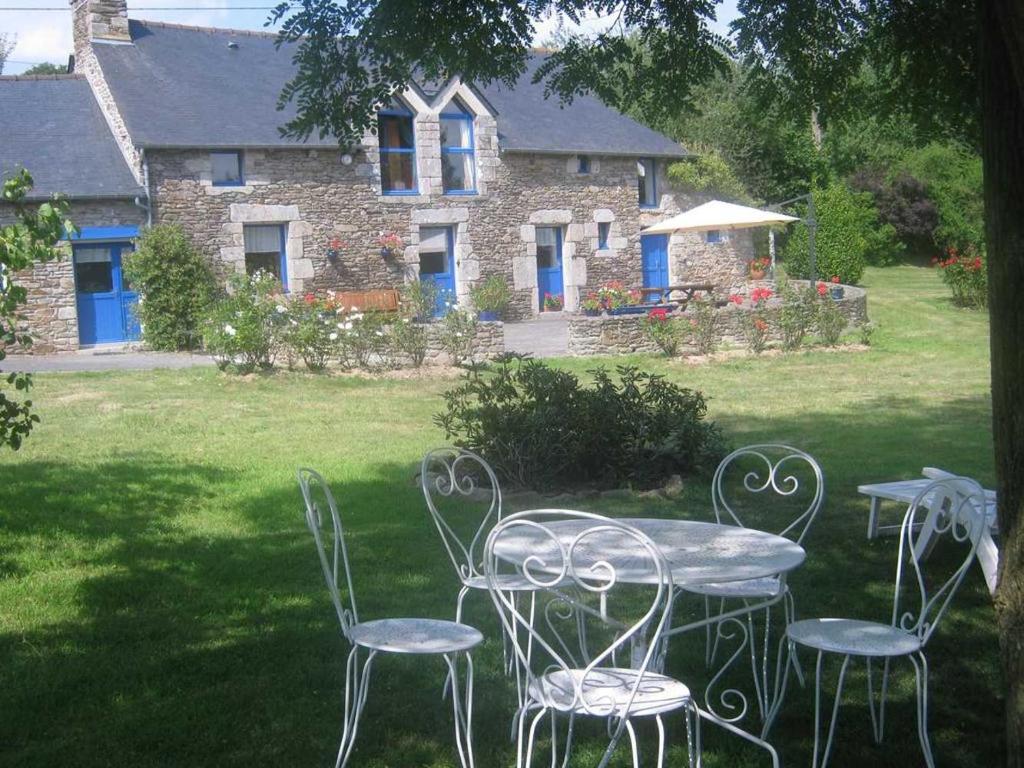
[74,241,139,345]
[641,234,670,302]
[536,226,563,311]
[418,226,456,316]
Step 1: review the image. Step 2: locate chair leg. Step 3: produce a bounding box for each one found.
[910,652,936,768]
[762,636,792,739]
[444,652,476,768]
[813,652,851,768]
[524,707,548,768]
[784,590,806,688]
[624,719,640,768]
[865,656,891,745]
[336,647,377,768]
[655,714,667,768]
[559,712,576,768]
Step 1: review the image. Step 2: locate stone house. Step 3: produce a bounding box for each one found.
[0,0,756,352]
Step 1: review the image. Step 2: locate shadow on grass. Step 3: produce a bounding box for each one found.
[0,390,1002,768]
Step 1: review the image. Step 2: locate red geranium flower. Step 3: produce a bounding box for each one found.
[728,294,744,305]
[817,282,828,296]
[304,293,316,305]
[750,287,773,304]
[831,275,840,284]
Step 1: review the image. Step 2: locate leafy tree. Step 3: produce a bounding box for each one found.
[0,33,15,75]
[849,168,939,259]
[123,224,216,351]
[22,62,66,76]
[271,1,1024,757]
[667,144,753,204]
[0,170,74,449]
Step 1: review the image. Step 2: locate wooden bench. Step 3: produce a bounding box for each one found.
[640,283,716,307]
[333,289,401,313]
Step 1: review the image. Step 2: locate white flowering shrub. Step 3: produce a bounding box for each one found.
[438,308,477,366]
[283,293,342,371]
[391,316,428,367]
[201,271,287,372]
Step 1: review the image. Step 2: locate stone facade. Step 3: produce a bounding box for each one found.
[567,283,869,356]
[1,199,145,353]
[423,320,504,365]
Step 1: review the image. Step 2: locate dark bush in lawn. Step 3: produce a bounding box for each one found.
[435,358,726,491]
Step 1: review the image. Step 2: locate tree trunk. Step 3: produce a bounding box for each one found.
[981,1,1024,764]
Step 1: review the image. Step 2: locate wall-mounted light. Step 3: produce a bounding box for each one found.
[340,153,354,166]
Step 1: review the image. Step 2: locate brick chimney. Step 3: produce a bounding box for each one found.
[71,0,131,58]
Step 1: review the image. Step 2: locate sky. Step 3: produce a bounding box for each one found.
[0,0,740,76]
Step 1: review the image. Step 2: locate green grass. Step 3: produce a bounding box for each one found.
[0,265,1002,767]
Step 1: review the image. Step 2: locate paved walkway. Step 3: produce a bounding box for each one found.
[4,349,216,373]
[503,314,570,358]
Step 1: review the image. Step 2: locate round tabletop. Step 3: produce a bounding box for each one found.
[492,517,805,587]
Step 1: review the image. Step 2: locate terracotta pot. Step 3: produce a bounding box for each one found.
[749,269,767,280]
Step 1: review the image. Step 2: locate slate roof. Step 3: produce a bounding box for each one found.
[92,20,686,158]
[0,75,143,200]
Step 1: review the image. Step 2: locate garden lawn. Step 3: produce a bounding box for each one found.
[0,265,1001,767]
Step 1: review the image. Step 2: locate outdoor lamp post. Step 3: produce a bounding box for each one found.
[769,192,818,283]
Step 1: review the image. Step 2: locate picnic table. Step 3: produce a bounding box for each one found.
[858,474,999,594]
[639,283,715,307]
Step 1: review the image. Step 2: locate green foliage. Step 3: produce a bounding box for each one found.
[122,225,215,351]
[0,169,74,449]
[283,295,341,371]
[436,360,725,490]
[815,296,847,347]
[641,311,684,356]
[777,280,818,350]
[899,142,985,253]
[936,248,987,309]
[401,280,438,321]
[338,310,392,371]
[201,272,286,372]
[667,144,753,203]
[390,318,428,367]
[783,181,903,283]
[22,62,67,75]
[687,297,719,355]
[438,308,477,366]
[468,275,512,316]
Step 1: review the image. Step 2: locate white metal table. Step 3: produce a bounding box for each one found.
[493,516,806,736]
[858,478,999,593]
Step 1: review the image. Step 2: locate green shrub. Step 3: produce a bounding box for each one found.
[401,280,439,322]
[438,309,477,366]
[667,144,754,204]
[935,247,987,308]
[899,142,984,253]
[435,360,726,491]
[201,272,286,372]
[815,297,846,347]
[123,225,215,350]
[641,309,683,356]
[283,294,340,371]
[777,280,817,351]
[782,181,902,283]
[687,297,719,355]
[469,275,512,317]
[339,311,394,371]
[391,318,428,367]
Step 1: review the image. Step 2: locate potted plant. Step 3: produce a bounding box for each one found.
[748,256,771,280]
[580,292,603,316]
[326,237,344,263]
[599,281,645,315]
[378,232,404,258]
[469,275,511,321]
[543,292,564,311]
[829,275,845,300]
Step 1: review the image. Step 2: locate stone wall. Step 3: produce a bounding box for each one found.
[568,283,868,356]
[1,199,145,353]
[423,320,504,365]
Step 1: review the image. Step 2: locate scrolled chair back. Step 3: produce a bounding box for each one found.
[712,443,825,544]
[484,509,673,723]
[893,476,987,645]
[297,468,359,640]
[420,447,502,583]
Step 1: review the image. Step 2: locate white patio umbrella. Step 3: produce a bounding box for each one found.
[641,200,799,234]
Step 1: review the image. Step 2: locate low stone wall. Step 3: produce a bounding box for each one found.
[423,320,504,365]
[568,283,868,357]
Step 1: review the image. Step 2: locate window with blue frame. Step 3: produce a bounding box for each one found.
[378,99,417,194]
[598,222,610,249]
[440,98,475,194]
[211,150,244,186]
[637,158,658,207]
[577,155,592,174]
[244,224,287,287]
[705,229,724,243]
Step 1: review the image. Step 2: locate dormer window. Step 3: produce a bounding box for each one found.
[440,98,475,194]
[211,150,243,186]
[577,155,592,174]
[378,99,417,195]
[638,158,658,207]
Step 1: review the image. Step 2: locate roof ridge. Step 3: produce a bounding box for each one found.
[132,17,281,39]
[0,74,81,81]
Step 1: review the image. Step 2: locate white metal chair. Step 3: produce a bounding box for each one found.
[298,468,482,768]
[763,476,987,768]
[484,509,779,768]
[686,444,825,718]
[420,447,551,704]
